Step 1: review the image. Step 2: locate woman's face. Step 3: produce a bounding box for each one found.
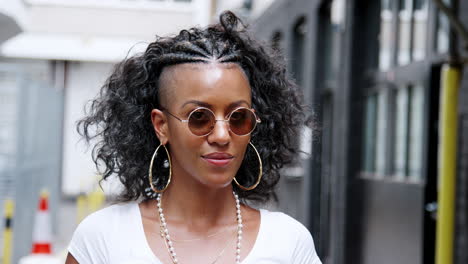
[152,63,252,189]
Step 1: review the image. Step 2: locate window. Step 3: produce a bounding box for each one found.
[322,3,341,86]
[394,86,410,178]
[436,0,450,53]
[393,85,425,181]
[376,89,389,175]
[289,17,308,166]
[412,0,428,60]
[379,0,393,70]
[363,84,425,182]
[292,17,307,86]
[362,0,432,181]
[363,94,377,173]
[398,0,412,65]
[407,85,424,181]
[378,0,430,70]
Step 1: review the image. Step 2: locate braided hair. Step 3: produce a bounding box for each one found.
[77,11,306,203]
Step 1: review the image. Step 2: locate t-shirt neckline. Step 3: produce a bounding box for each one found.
[134,202,265,264]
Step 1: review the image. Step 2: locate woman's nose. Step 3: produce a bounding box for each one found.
[207,120,230,146]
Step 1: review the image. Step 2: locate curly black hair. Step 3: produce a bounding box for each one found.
[77,11,307,203]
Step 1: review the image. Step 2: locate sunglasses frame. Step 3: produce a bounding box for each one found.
[162,106,261,137]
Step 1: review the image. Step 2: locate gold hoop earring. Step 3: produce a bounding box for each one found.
[234,142,263,191]
[148,144,172,193]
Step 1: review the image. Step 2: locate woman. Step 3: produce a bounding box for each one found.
[66,11,321,264]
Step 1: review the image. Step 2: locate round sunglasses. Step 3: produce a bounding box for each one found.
[163,107,261,136]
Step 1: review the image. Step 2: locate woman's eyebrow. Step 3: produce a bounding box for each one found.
[180,100,250,109]
[229,100,251,108]
[181,100,212,108]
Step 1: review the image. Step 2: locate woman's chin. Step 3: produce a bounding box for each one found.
[199,175,235,189]
[197,164,240,189]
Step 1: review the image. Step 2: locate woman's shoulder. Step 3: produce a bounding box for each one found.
[260,209,311,237]
[68,202,140,263]
[78,202,137,230]
[254,209,322,263]
[87,202,137,219]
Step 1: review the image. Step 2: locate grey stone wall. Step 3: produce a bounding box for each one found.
[456,115,468,264]
[456,1,468,264]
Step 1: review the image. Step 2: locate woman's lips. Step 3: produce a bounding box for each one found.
[202,153,234,167]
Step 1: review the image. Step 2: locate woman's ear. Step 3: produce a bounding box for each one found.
[151,109,169,145]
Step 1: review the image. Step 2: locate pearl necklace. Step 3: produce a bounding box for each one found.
[156,191,243,264]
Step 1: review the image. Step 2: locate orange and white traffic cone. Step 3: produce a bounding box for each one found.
[19,190,61,264]
[31,190,52,254]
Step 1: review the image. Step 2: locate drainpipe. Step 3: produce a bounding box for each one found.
[436,62,460,264]
[432,1,467,264]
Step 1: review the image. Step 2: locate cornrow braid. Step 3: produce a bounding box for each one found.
[77,11,307,203]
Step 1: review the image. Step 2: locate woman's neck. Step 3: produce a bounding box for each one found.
[159,176,237,229]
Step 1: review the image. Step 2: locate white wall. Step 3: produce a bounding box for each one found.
[214,0,275,20]
[216,0,244,14]
[27,5,194,39]
[0,0,28,29]
[1,0,212,62]
[251,0,275,18]
[61,61,123,196]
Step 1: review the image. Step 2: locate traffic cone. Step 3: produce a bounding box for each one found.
[18,190,61,264]
[31,190,52,254]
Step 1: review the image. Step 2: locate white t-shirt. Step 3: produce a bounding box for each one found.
[68,202,322,264]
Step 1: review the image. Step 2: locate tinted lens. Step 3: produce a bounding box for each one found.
[229,108,257,135]
[188,108,215,136]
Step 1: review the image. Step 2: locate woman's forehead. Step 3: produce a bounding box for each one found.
[159,62,246,86]
[158,62,251,108]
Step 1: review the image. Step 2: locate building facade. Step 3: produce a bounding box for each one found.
[252,0,468,264]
